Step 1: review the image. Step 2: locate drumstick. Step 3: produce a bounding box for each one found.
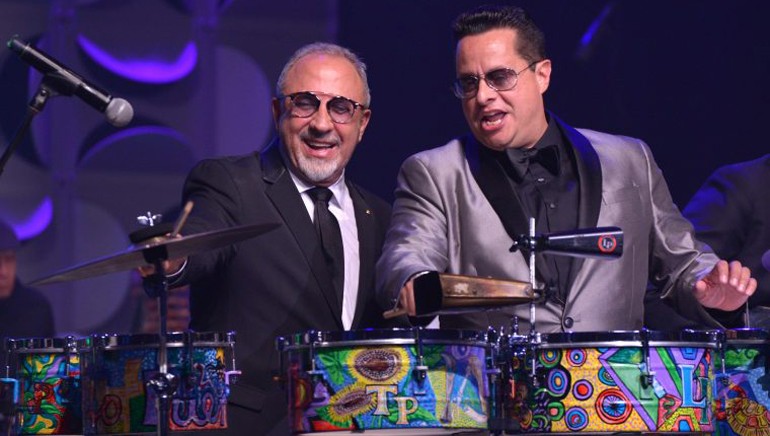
[383,307,408,319]
[170,200,194,238]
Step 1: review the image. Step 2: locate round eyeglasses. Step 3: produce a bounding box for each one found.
[452,60,541,99]
[277,91,366,124]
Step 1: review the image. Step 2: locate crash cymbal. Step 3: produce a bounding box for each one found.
[32,223,280,286]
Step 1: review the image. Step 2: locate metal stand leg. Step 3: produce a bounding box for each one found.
[142,258,178,436]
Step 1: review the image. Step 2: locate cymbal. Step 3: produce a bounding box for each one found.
[31,223,280,286]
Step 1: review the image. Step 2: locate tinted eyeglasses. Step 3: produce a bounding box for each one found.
[277,91,366,124]
[452,60,541,99]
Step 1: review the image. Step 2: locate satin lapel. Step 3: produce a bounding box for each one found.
[465,136,529,239]
[554,116,603,289]
[261,144,343,328]
[465,136,557,281]
[348,183,376,329]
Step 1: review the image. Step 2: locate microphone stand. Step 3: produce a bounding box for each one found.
[142,249,178,436]
[0,78,57,178]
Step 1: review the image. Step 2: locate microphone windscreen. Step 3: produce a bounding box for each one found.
[105,98,134,127]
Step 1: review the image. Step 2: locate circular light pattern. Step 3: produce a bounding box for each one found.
[598,367,616,386]
[540,349,561,368]
[567,348,587,366]
[547,368,570,397]
[565,407,589,431]
[596,388,632,424]
[573,379,593,401]
[547,401,565,420]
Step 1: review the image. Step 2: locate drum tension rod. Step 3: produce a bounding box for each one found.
[412,327,428,394]
[715,330,728,386]
[640,329,655,390]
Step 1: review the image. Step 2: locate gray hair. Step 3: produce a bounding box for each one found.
[276,42,371,107]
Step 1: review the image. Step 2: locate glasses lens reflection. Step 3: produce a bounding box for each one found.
[286,92,358,124]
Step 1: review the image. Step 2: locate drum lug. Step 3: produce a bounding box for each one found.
[640,371,656,389]
[412,365,429,395]
[715,372,730,386]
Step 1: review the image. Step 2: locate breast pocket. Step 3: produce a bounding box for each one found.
[602,186,640,205]
[599,185,645,230]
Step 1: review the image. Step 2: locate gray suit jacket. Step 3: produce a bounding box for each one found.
[377,118,720,333]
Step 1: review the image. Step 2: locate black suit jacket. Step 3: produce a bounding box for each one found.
[175,141,398,433]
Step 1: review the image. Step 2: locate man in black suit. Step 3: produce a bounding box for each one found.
[159,42,401,435]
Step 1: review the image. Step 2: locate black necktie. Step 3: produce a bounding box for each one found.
[307,187,345,309]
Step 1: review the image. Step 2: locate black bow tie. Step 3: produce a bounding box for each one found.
[508,144,560,178]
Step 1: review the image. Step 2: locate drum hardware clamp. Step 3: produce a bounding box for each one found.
[411,327,429,395]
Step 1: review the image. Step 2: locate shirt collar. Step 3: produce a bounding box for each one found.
[288,168,348,208]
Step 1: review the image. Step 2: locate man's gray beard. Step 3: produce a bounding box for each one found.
[295,153,343,184]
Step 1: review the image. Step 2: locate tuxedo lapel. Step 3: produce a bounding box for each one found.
[465,136,557,283]
[465,136,529,238]
[557,119,602,229]
[554,115,603,291]
[261,143,343,328]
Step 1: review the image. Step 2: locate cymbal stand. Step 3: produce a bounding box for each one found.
[510,218,541,380]
[142,249,178,436]
[0,78,56,179]
[525,218,541,380]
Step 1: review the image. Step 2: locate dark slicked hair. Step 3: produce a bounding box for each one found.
[452,5,546,65]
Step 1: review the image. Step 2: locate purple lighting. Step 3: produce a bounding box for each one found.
[77,35,198,84]
[81,125,190,165]
[15,197,53,241]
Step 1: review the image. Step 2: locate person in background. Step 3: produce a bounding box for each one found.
[645,155,769,330]
[0,219,55,367]
[682,154,770,328]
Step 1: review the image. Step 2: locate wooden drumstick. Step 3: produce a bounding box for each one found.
[383,306,408,319]
[170,200,194,238]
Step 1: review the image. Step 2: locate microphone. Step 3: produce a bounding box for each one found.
[762,249,770,272]
[7,37,133,127]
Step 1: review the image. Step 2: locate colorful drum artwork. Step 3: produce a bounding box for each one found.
[79,331,236,434]
[279,328,492,433]
[713,328,770,436]
[505,330,718,433]
[5,336,83,434]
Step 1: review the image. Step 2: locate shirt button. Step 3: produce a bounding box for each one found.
[537,177,545,183]
[563,317,574,329]
[548,203,557,209]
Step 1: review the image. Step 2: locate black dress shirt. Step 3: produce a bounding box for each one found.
[504,116,580,302]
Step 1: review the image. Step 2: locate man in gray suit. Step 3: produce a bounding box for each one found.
[376,5,756,333]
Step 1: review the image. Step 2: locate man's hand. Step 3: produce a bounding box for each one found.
[383,278,417,319]
[397,279,417,316]
[137,257,186,278]
[693,260,756,311]
[136,234,187,278]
